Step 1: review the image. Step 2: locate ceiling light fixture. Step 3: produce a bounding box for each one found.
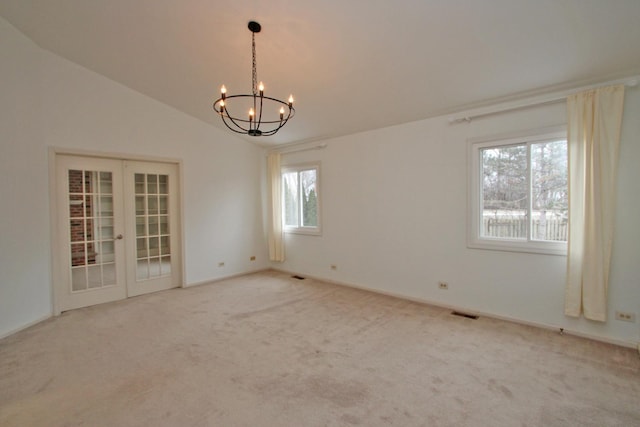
[213,21,295,137]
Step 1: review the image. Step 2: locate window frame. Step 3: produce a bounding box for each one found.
[467,126,567,256]
[282,163,321,235]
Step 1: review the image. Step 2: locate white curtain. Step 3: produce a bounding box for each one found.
[565,85,625,321]
[267,153,285,262]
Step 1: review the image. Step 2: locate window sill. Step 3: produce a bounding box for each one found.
[284,227,322,236]
[467,238,567,256]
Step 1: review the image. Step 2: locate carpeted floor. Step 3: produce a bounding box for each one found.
[1,270,639,426]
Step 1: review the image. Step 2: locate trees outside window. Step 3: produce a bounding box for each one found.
[469,128,567,255]
[282,165,320,234]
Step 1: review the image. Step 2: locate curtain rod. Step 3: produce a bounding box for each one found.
[448,76,639,124]
[269,143,328,156]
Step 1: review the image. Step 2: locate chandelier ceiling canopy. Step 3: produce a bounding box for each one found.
[213,21,295,137]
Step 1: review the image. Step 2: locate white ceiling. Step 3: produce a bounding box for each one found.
[2,0,640,146]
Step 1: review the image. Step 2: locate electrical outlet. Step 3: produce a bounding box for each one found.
[250,256,256,261]
[218,262,225,267]
[615,311,636,322]
[330,265,337,270]
[439,282,449,290]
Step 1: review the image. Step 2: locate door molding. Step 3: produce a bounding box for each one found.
[49,147,185,315]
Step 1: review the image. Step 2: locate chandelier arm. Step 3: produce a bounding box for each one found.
[257,93,265,129]
[260,127,282,136]
[214,99,251,132]
[258,96,295,121]
[216,96,266,132]
[260,120,288,136]
[223,112,251,132]
[218,103,293,135]
[215,96,294,124]
[220,114,251,134]
[260,111,294,136]
[224,112,291,135]
[252,95,257,133]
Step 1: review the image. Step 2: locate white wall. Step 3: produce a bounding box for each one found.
[0,18,49,337]
[0,18,269,338]
[277,89,640,346]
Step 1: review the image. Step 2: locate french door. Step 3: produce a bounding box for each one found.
[54,155,181,312]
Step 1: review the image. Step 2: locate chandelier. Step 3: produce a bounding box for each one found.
[213,21,295,137]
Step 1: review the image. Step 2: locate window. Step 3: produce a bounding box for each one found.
[282,164,320,234]
[468,127,567,255]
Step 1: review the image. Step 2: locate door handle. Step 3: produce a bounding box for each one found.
[114,234,123,241]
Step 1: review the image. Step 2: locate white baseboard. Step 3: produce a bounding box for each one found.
[0,314,52,340]
[270,268,637,350]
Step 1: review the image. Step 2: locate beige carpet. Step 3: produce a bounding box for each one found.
[1,270,639,426]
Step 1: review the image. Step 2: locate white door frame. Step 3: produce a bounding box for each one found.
[49,148,185,315]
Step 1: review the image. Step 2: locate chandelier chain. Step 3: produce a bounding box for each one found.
[251,32,258,96]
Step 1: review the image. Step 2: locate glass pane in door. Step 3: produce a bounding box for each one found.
[134,173,171,281]
[67,169,117,292]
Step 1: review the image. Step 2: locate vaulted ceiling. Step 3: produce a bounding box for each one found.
[2,0,640,146]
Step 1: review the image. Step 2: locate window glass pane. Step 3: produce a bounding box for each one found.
[149,236,159,257]
[531,140,568,241]
[100,241,114,258]
[100,222,114,240]
[69,219,84,242]
[71,267,87,291]
[160,236,170,255]
[159,175,169,195]
[149,257,161,277]
[135,196,145,215]
[300,169,318,227]
[481,144,527,240]
[69,195,84,217]
[99,172,112,194]
[137,259,149,281]
[71,243,86,267]
[103,263,116,285]
[160,216,169,234]
[148,196,158,215]
[136,216,147,237]
[135,174,145,194]
[68,170,84,194]
[99,196,113,216]
[84,171,96,193]
[147,174,158,194]
[148,216,159,236]
[161,256,172,275]
[85,218,95,241]
[87,265,102,289]
[84,196,93,217]
[283,172,299,227]
[159,196,168,214]
[136,238,148,258]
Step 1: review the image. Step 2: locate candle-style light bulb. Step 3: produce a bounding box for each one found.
[288,94,294,107]
[219,100,225,114]
[258,82,264,96]
[279,106,285,121]
[221,85,227,100]
[249,108,255,119]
